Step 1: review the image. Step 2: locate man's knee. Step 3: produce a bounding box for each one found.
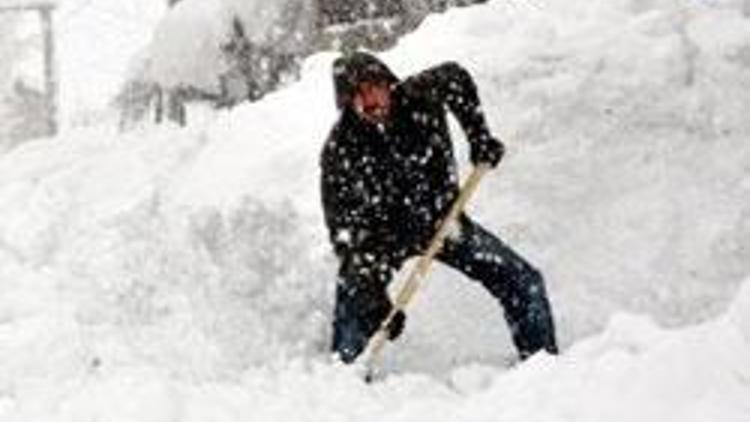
[523,265,546,299]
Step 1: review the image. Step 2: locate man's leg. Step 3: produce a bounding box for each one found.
[331,254,396,363]
[436,215,558,359]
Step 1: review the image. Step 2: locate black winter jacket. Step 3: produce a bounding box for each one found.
[320,53,502,263]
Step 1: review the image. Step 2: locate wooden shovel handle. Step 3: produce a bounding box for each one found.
[364,165,491,373]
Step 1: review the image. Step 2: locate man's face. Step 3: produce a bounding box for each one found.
[352,80,392,124]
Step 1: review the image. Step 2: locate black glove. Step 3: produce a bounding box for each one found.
[387,310,406,340]
[470,134,505,168]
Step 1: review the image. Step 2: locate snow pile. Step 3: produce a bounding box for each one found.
[388,0,750,348]
[2,279,748,421]
[0,0,749,420]
[0,125,332,381]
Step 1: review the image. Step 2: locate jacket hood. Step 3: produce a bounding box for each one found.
[332,52,399,110]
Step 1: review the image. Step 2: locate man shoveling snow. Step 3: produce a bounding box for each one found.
[320,52,558,365]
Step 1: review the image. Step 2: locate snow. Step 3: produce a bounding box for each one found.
[145,0,231,92]
[0,0,749,421]
[56,0,166,125]
[144,0,316,92]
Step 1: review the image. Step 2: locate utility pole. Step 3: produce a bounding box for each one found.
[39,4,56,135]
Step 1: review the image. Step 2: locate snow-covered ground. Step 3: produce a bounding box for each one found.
[0,0,749,420]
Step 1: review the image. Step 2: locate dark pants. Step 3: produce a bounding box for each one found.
[331,215,558,363]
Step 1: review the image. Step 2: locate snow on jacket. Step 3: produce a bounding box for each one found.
[320,52,502,262]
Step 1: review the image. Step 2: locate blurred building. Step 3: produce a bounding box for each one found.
[117,0,488,128]
[0,0,57,149]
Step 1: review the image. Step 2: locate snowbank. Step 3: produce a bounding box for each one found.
[0,0,749,420]
[2,279,748,421]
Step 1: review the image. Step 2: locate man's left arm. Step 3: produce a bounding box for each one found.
[401,62,504,167]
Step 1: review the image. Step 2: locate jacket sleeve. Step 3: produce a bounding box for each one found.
[401,62,503,164]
